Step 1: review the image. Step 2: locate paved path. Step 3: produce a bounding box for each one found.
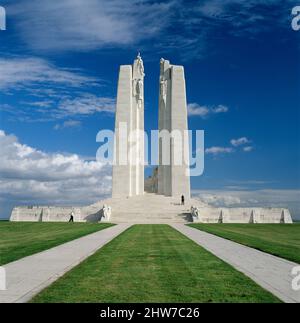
[172,224,300,303]
[0,224,131,303]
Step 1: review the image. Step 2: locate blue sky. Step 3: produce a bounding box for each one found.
[0,0,299,219]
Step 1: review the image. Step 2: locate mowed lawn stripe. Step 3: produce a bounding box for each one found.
[32,225,280,303]
[0,222,114,265]
[189,224,300,264]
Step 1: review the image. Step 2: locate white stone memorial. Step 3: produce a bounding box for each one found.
[112,53,145,198]
[157,58,190,199]
[10,54,293,224]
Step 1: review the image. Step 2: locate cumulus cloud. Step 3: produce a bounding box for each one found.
[188,103,229,118]
[188,104,210,117]
[205,146,234,155]
[0,130,112,219]
[243,146,254,152]
[196,192,241,206]
[230,137,254,152]
[213,105,229,113]
[230,137,251,147]
[206,137,254,156]
[54,120,82,130]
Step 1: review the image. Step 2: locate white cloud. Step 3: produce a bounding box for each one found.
[167,0,294,60]
[0,57,115,121]
[191,0,295,35]
[243,146,254,152]
[188,104,210,117]
[23,100,55,108]
[196,192,241,206]
[2,93,116,122]
[205,146,234,155]
[205,136,254,157]
[206,137,255,156]
[230,137,251,147]
[8,0,174,51]
[0,130,112,218]
[188,103,229,118]
[4,0,294,59]
[0,57,98,90]
[57,95,115,117]
[213,105,228,113]
[54,120,82,130]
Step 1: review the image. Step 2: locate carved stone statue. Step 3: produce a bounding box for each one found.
[137,79,143,101]
[137,52,145,77]
[160,77,167,107]
[137,79,143,109]
[191,206,199,219]
[101,204,111,221]
[132,78,144,109]
[132,79,137,97]
[132,53,144,109]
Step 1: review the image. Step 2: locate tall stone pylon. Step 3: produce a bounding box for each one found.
[158,58,191,199]
[112,54,145,198]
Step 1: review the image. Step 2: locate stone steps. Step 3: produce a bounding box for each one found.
[111,213,189,218]
[82,194,198,223]
[111,213,191,223]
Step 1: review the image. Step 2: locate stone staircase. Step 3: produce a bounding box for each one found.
[84,193,206,224]
[110,213,190,224]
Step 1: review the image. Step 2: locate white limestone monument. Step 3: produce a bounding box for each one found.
[10,54,293,224]
[157,58,190,198]
[112,53,145,197]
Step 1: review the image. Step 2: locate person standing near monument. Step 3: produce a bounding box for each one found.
[181,195,185,206]
[69,211,74,223]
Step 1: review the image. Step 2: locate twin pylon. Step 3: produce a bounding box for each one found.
[112,54,190,199]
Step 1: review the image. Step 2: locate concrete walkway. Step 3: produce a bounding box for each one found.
[172,224,300,303]
[0,223,131,303]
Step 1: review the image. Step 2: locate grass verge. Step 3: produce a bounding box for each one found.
[0,222,113,265]
[189,223,300,263]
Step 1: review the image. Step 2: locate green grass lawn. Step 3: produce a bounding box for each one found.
[0,222,113,265]
[189,223,300,264]
[32,225,280,303]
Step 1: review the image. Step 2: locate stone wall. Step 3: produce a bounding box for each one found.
[10,206,83,222]
[10,204,293,224]
[191,207,293,224]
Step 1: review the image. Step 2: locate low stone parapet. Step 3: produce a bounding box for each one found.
[10,206,84,222]
[191,207,293,224]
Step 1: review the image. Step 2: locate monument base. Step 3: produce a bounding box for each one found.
[10,193,293,224]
